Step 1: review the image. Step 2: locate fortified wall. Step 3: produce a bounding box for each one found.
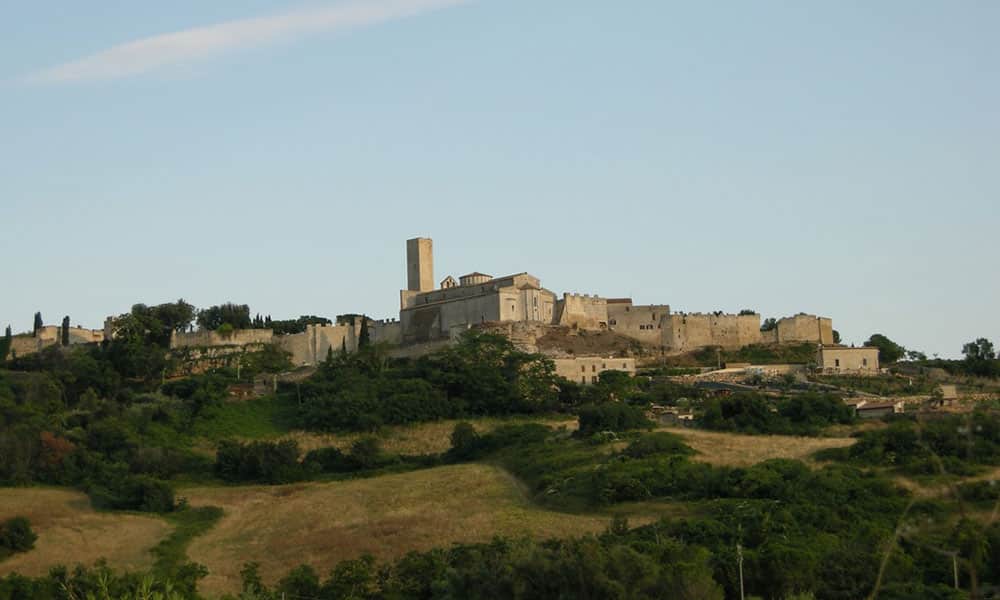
[661,313,762,352]
[170,329,274,350]
[759,314,834,345]
[606,299,669,346]
[553,293,608,329]
[8,325,106,358]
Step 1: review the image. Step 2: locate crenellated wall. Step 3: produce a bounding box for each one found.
[606,299,669,346]
[662,313,762,351]
[170,328,274,349]
[554,293,608,329]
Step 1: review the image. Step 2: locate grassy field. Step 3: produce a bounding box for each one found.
[666,427,856,467]
[183,463,647,596]
[0,488,171,577]
[282,415,578,456]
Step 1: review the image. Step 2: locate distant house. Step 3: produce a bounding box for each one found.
[817,346,880,375]
[843,398,868,414]
[552,356,636,385]
[856,400,904,419]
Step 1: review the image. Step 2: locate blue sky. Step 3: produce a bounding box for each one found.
[1,1,997,358]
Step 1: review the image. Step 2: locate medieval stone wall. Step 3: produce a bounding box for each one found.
[554,293,608,329]
[170,328,274,349]
[606,301,669,346]
[662,313,762,351]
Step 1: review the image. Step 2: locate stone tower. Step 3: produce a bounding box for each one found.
[406,237,434,292]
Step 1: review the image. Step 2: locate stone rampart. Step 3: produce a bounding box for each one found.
[170,329,274,349]
[554,293,608,329]
[662,313,762,351]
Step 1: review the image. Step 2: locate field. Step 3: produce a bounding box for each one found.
[280,415,578,456]
[667,427,855,466]
[183,463,635,596]
[0,488,171,577]
[0,422,859,597]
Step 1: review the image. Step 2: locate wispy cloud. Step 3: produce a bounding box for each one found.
[25,0,467,85]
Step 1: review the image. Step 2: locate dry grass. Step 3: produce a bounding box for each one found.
[278,416,578,456]
[0,488,171,577]
[184,464,639,596]
[665,427,856,467]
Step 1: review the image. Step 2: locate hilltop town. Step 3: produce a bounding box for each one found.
[6,237,880,383]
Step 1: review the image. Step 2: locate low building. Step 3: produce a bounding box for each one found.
[552,356,636,385]
[817,345,880,374]
[856,400,904,419]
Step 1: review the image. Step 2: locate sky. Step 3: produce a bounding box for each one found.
[1,0,997,358]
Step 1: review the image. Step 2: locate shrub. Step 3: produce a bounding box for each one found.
[577,403,652,436]
[449,422,480,460]
[348,436,385,470]
[0,517,37,555]
[624,432,694,459]
[215,439,302,484]
[88,475,175,513]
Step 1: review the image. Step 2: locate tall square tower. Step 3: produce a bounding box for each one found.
[406,237,434,292]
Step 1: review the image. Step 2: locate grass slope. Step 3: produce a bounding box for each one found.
[667,427,855,467]
[0,488,171,576]
[183,463,640,596]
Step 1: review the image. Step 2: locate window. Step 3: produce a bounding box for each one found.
[602,363,606,369]
[581,365,586,373]
[835,358,840,367]
[862,358,868,367]
[622,363,627,369]
[582,376,586,384]
[652,314,656,321]
[592,376,598,383]
[592,365,596,372]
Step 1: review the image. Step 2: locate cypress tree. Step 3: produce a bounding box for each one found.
[0,325,11,361]
[61,316,70,346]
[33,312,43,336]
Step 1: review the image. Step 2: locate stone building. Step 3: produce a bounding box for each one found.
[399,238,558,344]
[552,356,637,385]
[606,299,670,346]
[816,345,880,374]
[761,314,834,345]
[9,324,105,358]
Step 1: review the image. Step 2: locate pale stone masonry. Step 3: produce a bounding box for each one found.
[817,345,880,374]
[553,357,637,385]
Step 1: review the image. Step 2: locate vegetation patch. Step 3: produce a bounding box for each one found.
[182,463,642,596]
[0,488,170,577]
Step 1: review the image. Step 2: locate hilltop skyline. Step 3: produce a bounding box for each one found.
[2,1,998,358]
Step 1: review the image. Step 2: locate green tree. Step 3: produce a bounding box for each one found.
[196,303,252,331]
[833,330,842,344]
[962,338,998,378]
[0,517,37,554]
[0,325,11,362]
[61,316,70,346]
[761,318,777,332]
[962,338,996,361]
[449,422,480,459]
[865,333,906,364]
[32,312,42,336]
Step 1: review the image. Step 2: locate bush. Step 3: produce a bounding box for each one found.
[577,403,652,436]
[215,439,302,484]
[624,432,694,459]
[88,475,175,513]
[0,517,37,555]
[449,422,480,460]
